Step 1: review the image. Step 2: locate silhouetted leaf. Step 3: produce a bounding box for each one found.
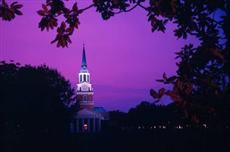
[150,89,159,99]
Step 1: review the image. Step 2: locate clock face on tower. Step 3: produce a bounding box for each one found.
[76,46,94,109]
[81,84,88,91]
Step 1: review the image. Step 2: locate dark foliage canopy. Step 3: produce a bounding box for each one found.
[108,101,187,130]
[0,61,74,138]
[128,101,184,126]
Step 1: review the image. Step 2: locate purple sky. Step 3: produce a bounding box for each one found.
[0,1,198,111]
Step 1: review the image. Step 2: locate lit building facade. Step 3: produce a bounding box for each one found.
[76,46,94,110]
[70,45,105,133]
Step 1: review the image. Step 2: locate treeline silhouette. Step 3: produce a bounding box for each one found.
[0,61,74,152]
[1,61,229,152]
[108,102,187,131]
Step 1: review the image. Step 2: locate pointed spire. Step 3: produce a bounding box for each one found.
[81,43,87,69]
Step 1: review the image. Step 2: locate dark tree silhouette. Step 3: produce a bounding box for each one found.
[107,110,128,131]
[128,101,185,127]
[0,0,23,21]
[148,1,230,127]
[0,61,75,152]
[107,102,186,130]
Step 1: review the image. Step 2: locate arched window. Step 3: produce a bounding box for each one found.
[80,75,82,82]
[87,75,89,82]
[84,74,86,81]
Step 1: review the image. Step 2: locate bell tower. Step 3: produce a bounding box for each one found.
[76,44,94,109]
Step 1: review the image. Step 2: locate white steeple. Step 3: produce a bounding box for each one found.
[76,44,94,109]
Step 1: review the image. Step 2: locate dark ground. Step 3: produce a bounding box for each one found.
[2,128,230,152]
[69,129,230,152]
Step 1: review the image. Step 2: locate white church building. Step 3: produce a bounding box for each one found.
[70,45,107,133]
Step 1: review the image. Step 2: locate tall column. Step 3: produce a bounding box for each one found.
[73,119,77,133]
[93,118,96,132]
[70,120,74,133]
[82,118,85,132]
[79,118,82,132]
[76,119,79,133]
[87,118,90,132]
[98,119,101,131]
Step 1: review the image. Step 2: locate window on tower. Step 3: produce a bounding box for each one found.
[84,74,86,82]
[83,95,87,101]
[80,75,82,82]
[87,75,89,82]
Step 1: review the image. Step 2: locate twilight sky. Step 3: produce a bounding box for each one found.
[0,0,198,111]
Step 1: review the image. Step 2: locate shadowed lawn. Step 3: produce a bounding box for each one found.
[2,126,230,152]
[68,129,230,152]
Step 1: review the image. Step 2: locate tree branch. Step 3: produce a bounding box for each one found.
[113,3,139,14]
[138,3,148,10]
[113,2,148,15]
[78,4,95,14]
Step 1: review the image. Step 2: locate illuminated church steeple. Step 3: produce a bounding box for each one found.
[78,44,90,83]
[81,44,87,70]
[70,44,106,133]
[76,44,94,109]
